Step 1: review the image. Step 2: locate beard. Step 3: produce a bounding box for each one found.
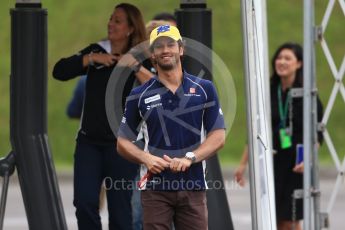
[156,53,180,71]
[157,61,174,71]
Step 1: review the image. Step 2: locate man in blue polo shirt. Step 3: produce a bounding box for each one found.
[117,25,225,230]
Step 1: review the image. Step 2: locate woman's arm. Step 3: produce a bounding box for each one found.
[234,145,249,187]
[53,46,94,81]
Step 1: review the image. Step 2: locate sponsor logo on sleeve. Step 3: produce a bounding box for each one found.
[144,94,161,104]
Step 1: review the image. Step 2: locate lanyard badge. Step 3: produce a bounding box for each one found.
[278,84,292,149]
[279,128,292,149]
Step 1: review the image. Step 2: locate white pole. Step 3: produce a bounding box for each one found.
[303,0,315,229]
[241,1,260,228]
[241,0,276,229]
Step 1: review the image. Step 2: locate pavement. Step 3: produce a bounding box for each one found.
[1,167,344,230]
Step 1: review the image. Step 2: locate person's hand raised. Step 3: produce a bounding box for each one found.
[119,53,139,68]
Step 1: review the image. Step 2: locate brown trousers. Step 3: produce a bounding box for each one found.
[141,190,208,230]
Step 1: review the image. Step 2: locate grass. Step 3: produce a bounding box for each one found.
[0,0,344,170]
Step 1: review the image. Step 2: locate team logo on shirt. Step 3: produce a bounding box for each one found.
[184,87,200,97]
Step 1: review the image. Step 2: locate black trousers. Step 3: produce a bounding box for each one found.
[73,139,137,230]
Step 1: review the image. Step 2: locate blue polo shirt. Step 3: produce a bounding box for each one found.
[118,72,225,190]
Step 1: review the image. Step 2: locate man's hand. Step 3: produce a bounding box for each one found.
[143,154,170,174]
[163,155,192,173]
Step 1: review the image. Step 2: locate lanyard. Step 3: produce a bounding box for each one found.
[278,84,291,128]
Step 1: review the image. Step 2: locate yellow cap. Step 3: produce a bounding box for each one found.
[149,25,182,46]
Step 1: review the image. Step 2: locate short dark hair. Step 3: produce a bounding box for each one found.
[153,12,176,23]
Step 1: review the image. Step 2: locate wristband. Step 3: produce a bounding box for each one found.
[131,62,142,73]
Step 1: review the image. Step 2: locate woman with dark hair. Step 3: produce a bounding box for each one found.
[53,3,152,230]
[270,43,304,88]
[235,42,323,230]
